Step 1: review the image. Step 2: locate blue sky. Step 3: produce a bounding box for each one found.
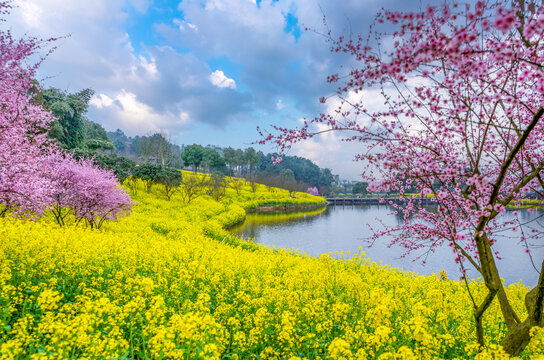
[7,0,411,179]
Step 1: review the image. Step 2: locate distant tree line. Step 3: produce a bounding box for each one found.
[107,129,336,194]
[33,87,336,195]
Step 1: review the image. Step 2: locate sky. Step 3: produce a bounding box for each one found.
[6,0,414,180]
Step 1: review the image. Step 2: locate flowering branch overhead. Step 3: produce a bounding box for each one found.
[263,0,544,354]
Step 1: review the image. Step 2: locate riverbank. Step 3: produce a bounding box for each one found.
[0,178,542,358]
[246,202,326,213]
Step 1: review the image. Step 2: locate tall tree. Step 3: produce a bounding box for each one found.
[244,147,260,179]
[203,148,226,173]
[42,88,94,149]
[0,2,57,217]
[139,133,173,166]
[156,167,182,200]
[223,147,236,176]
[234,148,245,176]
[267,0,544,355]
[181,144,205,173]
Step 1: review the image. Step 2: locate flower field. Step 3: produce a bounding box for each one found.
[0,175,543,359]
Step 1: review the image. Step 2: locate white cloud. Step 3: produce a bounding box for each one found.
[89,93,114,109]
[173,18,198,31]
[16,0,43,28]
[288,89,384,180]
[276,99,284,110]
[89,90,191,136]
[137,55,158,78]
[209,70,237,89]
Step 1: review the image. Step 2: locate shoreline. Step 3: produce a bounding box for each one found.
[225,202,326,230]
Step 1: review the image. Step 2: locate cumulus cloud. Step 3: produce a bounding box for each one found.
[6,0,418,177]
[209,70,237,89]
[88,90,191,136]
[89,93,114,109]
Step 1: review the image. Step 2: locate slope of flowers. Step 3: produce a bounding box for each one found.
[0,178,542,359]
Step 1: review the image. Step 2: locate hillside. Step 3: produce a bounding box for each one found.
[0,173,541,359]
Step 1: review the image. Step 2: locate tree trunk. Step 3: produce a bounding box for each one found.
[500,259,544,356]
[501,322,534,356]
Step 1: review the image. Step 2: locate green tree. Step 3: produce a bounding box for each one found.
[223,147,236,176]
[319,168,335,189]
[92,154,136,183]
[244,147,260,179]
[280,168,295,182]
[181,144,205,173]
[133,163,161,193]
[352,182,368,196]
[83,119,109,141]
[139,133,173,166]
[156,167,182,200]
[234,149,244,176]
[42,88,94,149]
[107,129,128,152]
[203,148,226,172]
[83,139,115,152]
[81,120,115,152]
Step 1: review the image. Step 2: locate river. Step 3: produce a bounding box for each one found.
[229,204,544,286]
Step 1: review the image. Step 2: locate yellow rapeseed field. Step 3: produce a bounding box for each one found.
[0,173,543,359]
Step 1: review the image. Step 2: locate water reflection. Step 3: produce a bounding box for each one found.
[231,204,544,286]
[229,207,326,239]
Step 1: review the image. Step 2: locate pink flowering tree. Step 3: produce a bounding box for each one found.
[48,153,133,228]
[307,186,319,196]
[0,1,57,217]
[264,0,544,355]
[0,2,133,227]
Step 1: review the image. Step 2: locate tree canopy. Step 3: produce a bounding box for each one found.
[42,88,94,150]
[352,182,368,196]
[181,144,205,173]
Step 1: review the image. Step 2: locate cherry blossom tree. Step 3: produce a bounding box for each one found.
[48,153,133,228]
[307,186,319,196]
[0,2,133,227]
[264,0,544,355]
[0,1,57,217]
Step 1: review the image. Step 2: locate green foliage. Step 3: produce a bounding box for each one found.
[156,167,183,200]
[133,163,162,193]
[139,133,173,166]
[352,182,368,195]
[181,144,205,173]
[256,152,334,189]
[42,88,94,149]
[93,154,136,183]
[204,148,226,172]
[48,120,64,141]
[107,129,129,152]
[223,147,236,176]
[83,119,109,141]
[82,138,115,152]
[280,168,295,181]
[244,147,260,177]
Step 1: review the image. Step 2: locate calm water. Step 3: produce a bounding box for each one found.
[230,205,544,285]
